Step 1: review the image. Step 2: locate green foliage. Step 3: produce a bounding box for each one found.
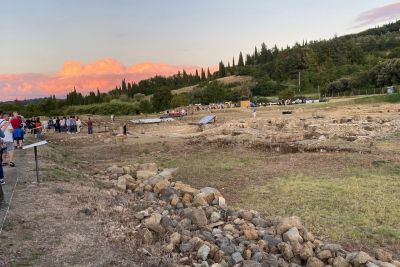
[139,100,153,114]
[65,100,140,115]
[152,87,172,112]
[278,88,295,100]
[170,93,190,108]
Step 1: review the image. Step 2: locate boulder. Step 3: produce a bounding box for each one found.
[299,242,314,260]
[276,216,303,235]
[142,228,154,244]
[170,195,180,206]
[197,244,211,260]
[332,256,350,267]
[116,176,127,191]
[374,249,393,262]
[306,257,325,267]
[278,242,294,261]
[283,227,303,243]
[210,211,221,223]
[317,249,332,260]
[153,178,170,193]
[158,168,178,179]
[239,210,253,221]
[137,170,157,180]
[231,251,244,264]
[143,213,164,233]
[243,227,259,240]
[190,208,208,227]
[175,182,200,195]
[193,192,211,207]
[346,251,372,267]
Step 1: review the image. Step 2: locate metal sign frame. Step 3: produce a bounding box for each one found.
[23,141,48,183]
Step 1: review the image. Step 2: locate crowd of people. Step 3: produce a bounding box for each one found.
[0,112,94,192]
[0,112,24,189]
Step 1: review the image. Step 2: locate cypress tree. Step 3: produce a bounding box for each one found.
[201,68,206,81]
[207,68,212,80]
[238,52,245,67]
[218,61,226,77]
[254,46,259,64]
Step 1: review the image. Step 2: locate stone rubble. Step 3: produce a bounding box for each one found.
[101,162,399,267]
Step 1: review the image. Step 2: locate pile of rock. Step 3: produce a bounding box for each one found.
[103,163,399,267]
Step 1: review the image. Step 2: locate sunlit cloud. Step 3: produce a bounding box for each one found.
[354,2,400,28]
[0,59,207,101]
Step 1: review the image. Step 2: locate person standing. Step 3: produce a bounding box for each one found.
[253,108,257,119]
[35,118,43,140]
[0,120,6,186]
[66,116,72,133]
[10,112,23,149]
[0,113,15,167]
[55,117,60,133]
[76,117,82,133]
[87,118,93,134]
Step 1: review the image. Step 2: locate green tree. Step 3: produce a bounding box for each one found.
[218,61,226,77]
[170,94,190,108]
[201,68,206,81]
[238,52,245,67]
[151,87,172,112]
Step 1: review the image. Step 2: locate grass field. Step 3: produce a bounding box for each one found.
[156,145,400,252]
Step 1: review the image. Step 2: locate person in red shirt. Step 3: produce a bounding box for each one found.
[10,112,23,148]
[35,118,43,140]
[86,118,93,134]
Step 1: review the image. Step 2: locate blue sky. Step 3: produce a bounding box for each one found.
[0,0,397,74]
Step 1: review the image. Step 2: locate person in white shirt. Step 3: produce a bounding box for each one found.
[60,117,66,132]
[0,113,15,167]
[76,117,82,133]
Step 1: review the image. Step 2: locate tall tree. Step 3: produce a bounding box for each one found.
[254,46,259,64]
[195,69,200,82]
[218,61,226,77]
[207,68,212,79]
[260,42,268,64]
[238,52,245,67]
[201,68,206,81]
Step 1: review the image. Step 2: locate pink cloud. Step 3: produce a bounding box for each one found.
[0,59,210,101]
[354,2,400,28]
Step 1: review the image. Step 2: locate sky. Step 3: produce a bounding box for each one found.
[1,0,400,101]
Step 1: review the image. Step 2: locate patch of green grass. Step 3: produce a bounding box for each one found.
[239,167,400,247]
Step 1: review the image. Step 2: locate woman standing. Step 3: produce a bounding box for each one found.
[76,117,82,133]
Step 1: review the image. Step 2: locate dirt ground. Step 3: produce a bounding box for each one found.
[1,100,400,265]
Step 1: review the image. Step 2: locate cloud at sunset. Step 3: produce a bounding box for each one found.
[0,59,204,101]
[354,2,400,28]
